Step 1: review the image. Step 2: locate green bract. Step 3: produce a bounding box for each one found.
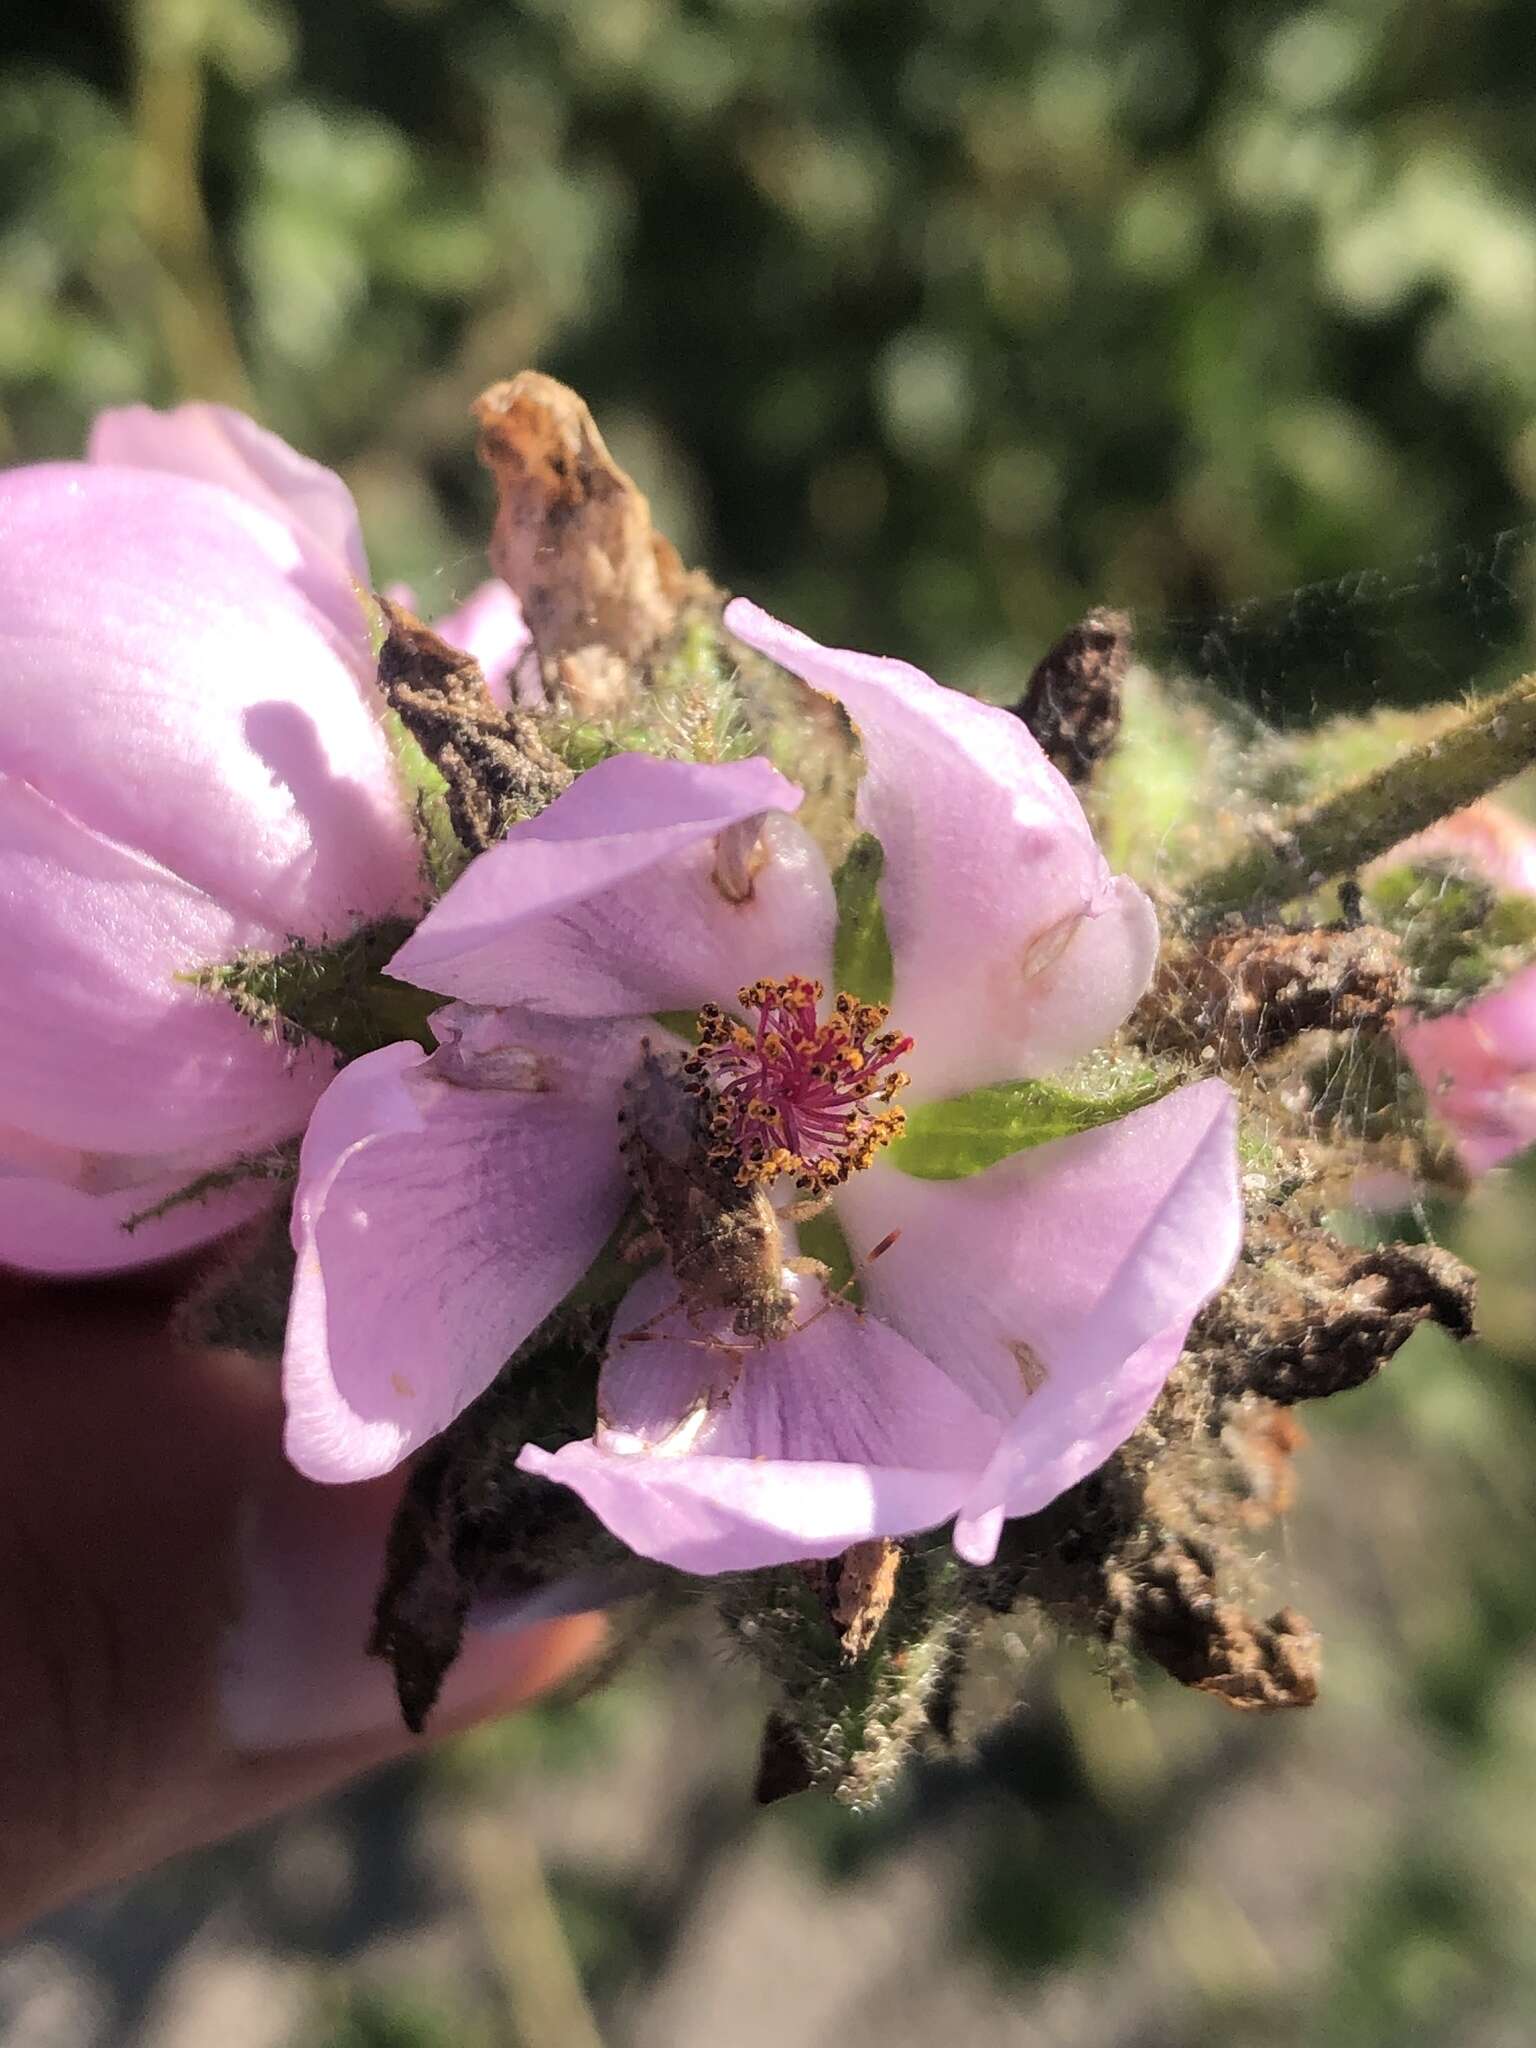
[195,918,438,1061]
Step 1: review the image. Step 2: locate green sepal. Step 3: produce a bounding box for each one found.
[173,1204,297,1361]
[832,832,894,1006]
[890,1067,1174,1180]
[193,916,439,1061]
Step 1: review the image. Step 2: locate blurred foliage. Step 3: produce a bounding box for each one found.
[9,3,1536,2045]
[7,0,1536,710]
[312,1986,480,2048]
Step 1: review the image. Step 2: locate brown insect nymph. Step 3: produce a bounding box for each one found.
[618,1040,807,1342]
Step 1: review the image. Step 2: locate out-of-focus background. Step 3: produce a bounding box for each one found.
[7,2,1536,2042]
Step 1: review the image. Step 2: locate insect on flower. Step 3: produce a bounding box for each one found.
[616,977,911,1352]
[617,1037,804,1343]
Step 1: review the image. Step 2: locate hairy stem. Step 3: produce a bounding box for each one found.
[1180,668,1536,923]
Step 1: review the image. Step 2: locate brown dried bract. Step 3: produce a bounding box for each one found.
[1188,1207,1476,1407]
[376,596,571,853]
[619,1042,795,1342]
[369,1419,476,1734]
[1223,1400,1305,1526]
[753,1710,816,1804]
[1110,1538,1320,1709]
[1014,606,1131,784]
[474,372,707,714]
[970,1206,1474,1725]
[370,1331,626,1733]
[802,1538,903,1662]
[1137,920,1404,1068]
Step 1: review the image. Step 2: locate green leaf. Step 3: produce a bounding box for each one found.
[890,1069,1174,1180]
[832,832,893,1005]
[193,916,440,1060]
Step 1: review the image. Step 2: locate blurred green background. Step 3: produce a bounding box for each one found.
[7,1,1536,2043]
[11,0,1536,695]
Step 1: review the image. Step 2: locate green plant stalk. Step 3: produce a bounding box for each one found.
[129,0,252,408]
[1180,669,1536,924]
[455,1818,606,2048]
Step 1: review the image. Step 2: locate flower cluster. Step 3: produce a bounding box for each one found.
[279,600,1241,1570]
[3,400,1246,1582]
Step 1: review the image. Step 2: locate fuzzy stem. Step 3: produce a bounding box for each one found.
[1180,668,1536,923]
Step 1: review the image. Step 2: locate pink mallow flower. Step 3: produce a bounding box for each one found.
[1385,802,1536,1173]
[0,403,456,1274]
[283,600,1240,1572]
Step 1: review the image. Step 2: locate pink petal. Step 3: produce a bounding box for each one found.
[724,600,1158,1099]
[0,1153,277,1275]
[0,775,332,1155]
[0,463,421,937]
[517,1265,999,1575]
[833,1078,1241,1560]
[431,580,532,710]
[88,401,371,619]
[1398,966,1536,1173]
[283,1013,641,1483]
[389,752,835,1015]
